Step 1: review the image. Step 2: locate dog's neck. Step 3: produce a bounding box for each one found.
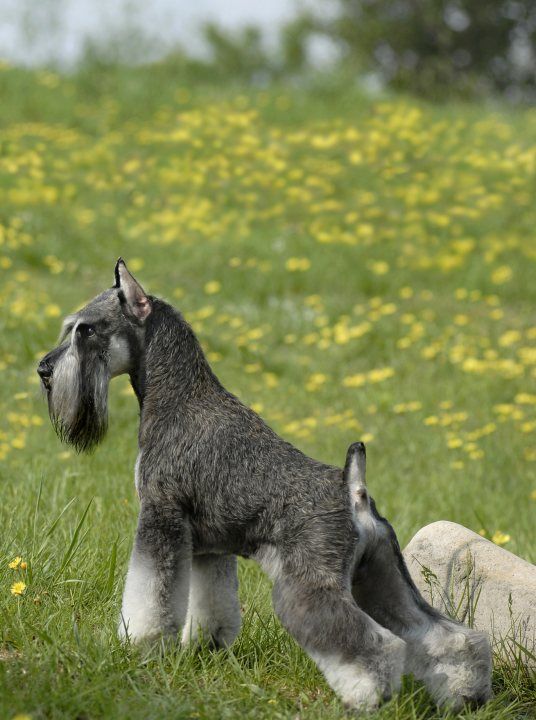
[129,298,218,410]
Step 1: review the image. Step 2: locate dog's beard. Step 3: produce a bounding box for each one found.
[47,349,109,452]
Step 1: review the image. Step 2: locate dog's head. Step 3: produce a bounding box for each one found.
[37,259,151,451]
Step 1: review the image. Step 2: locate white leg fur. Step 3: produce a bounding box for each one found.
[310,631,406,711]
[119,550,190,642]
[310,653,382,710]
[181,554,241,648]
[405,621,492,709]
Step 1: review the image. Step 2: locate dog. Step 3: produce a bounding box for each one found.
[37,259,492,711]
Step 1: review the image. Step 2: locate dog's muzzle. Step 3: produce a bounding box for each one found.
[37,360,53,390]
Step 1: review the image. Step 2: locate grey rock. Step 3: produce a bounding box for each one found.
[403,521,536,666]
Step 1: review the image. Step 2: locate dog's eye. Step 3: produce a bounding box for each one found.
[77,323,96,338]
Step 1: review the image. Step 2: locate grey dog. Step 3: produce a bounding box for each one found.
[37,259,492,711]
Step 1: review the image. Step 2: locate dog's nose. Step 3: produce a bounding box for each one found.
[37,361,53,380]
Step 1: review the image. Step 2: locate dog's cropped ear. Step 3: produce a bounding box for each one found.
[114,258,151,323]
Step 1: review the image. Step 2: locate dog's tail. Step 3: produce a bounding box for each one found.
[343,441,369,511]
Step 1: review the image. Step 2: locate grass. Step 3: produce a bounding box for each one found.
[0,59,535,718]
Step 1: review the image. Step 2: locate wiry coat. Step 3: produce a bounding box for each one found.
[38,260,493,713]
[139,299,353,579]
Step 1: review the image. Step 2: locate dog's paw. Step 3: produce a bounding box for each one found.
[417,626,493,710]
[313,633,406,712]
[181,618,240,649]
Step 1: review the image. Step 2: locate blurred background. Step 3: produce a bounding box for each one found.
[1,0,535,101]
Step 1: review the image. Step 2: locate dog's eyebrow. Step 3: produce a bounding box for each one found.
[58,315,77,342]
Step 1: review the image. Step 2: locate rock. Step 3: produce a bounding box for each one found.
[403,521,536,666]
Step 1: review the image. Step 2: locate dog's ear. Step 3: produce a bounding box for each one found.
[114,258,151,323]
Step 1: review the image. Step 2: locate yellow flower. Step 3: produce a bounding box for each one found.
[369,260,389,275]
[342,373,366,388]
[245,363,261,374]
[11,435,26,450]
[44,304,61,318]
[263,373,279,389]
[204,280,221,295]
[11,581,27,596]
[498,330,521,347]
[491,530,510,546]
[129,258,145,272]
[515,393,536,405]
[367,367,395,383]
[393,401,422,414]
[8,556,22,569]
[285,257,311,272]
[305,373,327,392]
[491,265,512,284]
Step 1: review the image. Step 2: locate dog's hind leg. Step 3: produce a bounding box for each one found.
[272,573,406,711]
[181,553,241,649]
[351,512,493,710]
[119,501,191,643]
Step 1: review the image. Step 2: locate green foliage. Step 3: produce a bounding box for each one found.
[303,0,536,101]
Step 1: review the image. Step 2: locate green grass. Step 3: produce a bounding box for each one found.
[0,60,535,719]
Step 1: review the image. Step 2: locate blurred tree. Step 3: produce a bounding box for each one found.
[297,0,536,100]
[202,23,271,81]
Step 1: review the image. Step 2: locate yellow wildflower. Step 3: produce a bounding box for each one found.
[491,265,512,284]
[204,280,221,295]
[8,556,22,569]
[515,393,536,405]
[285,257,311,272]
[342,373,366,388]
[44,304,61,318]
[367,367,395,383]
[11,581,26,596]
[491,531,510,546]
[369,260,389,275]
[128,258,144,272]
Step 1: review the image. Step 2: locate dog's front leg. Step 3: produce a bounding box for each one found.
[119,501,191,643]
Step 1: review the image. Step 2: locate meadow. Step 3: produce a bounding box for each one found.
[0,61,535,719]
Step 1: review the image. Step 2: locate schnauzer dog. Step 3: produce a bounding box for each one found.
[38,259,492,711]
